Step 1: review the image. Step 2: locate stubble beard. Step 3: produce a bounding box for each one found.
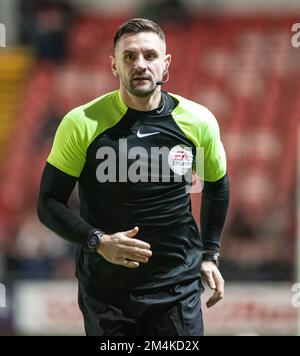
[123,77,157,98]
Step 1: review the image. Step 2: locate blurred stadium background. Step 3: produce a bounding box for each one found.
[0,0,299,336]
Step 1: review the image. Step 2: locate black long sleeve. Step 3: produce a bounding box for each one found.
[37,162,97,247]
[201,173,230,253]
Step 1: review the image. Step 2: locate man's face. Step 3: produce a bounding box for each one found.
[111,32,171,98]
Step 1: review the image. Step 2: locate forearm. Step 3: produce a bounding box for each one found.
[201,173,230,252]
[37,191,95,247]
[37,162,96,248]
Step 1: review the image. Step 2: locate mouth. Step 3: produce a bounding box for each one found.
[132,77,151,81]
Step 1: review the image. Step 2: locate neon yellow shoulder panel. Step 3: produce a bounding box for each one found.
[47,90,127,177]
[171,93,226,182]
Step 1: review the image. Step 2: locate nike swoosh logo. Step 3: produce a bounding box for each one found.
[137,130,160,138]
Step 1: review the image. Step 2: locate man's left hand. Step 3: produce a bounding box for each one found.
[201,261,225,308]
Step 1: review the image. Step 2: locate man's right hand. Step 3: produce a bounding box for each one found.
[96,226,152,268]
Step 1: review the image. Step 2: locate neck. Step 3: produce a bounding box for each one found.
[119,86,162,111]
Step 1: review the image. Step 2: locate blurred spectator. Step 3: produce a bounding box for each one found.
[20,0,73,61]
[222,204,292,281]
[6,212,74,279]
[0,250,4,281]
[139,0,189,24]
[33,105,61,149]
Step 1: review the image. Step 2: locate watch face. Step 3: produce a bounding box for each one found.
[203,252,220,266]
[88,235,99,248]
[213,253,220,266]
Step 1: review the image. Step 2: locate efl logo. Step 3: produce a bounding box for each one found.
[291,283,300,308]
[168,145,193,176]
[291,23,300,48]
[0,283,5,308]
[0,23,6,47]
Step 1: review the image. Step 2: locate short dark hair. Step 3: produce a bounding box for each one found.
[114,18,165,48]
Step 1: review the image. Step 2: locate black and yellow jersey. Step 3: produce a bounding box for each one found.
[46,90,227,290]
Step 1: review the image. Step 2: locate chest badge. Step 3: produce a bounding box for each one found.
[168,145,193,175]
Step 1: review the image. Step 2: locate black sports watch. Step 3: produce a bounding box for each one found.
[202,251,220,267]
[87,230,104,250]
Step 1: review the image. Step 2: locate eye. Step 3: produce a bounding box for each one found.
[124,53,135,61]
[145,52,156,60]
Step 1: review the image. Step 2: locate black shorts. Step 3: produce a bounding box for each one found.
[78,278,204,336]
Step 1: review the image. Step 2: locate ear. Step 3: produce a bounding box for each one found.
[164,54,171,74]
[110,55,118,77]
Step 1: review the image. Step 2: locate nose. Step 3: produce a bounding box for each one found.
[134,55,147,72]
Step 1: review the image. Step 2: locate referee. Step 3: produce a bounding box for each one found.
[38,18,230,336]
